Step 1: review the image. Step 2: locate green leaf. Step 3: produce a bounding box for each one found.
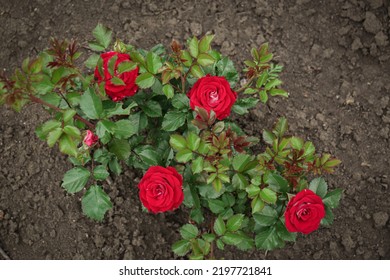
[216,239,225,250]
[172,94,189,110]
[321,206,334,226]
[259,90,268,103]
[110,76,126,86]
[162,110,186,131]
[134,146,160,166]
[273,117,288,137]
[85,54,100,69]
[190,208,204,224]
[253,206,278,226]
[191,157,204,174]
[262,129,275,145]
[265,173,289,192]
[190,65,204,78]
[114,119,138,139]
[63,109,77,123]
[80,88,103,119]
[202,233,216,243]
[197,53,215,66]
[309,178,328,198]
[188,37,199,58]
[290,136,304,150]
[199,34,215,53]
[181,50,192,67]
[255,227,284,250]
[92,24,112,49]
[93,165,110,181]
[276,220,297,242]
[63,125,81,139]
[215,57,239,87]
[162,84,174,99]
[251,196,265,214]
[214,216,226,236]
[61,167,90,194]
[232,154,252,172]
[108,138,130,160]
[82,185,112,221]
[59,134,78,157]
[29,57,43,74]
[136,72,156,89]
[140,100,162,118]
[187,132,200,151]
[180,224,199,240]
[265,79,282,90]
[226,214,244,232]
[208,199,226,214]
[169,134,187,151]
[109,158,122,175]
[246,184,261,198]
[172,240,191,257]
[221,232,243,246]
[257,71,269,87]
[146,51,162,74]
[322,189,342,208]
[232,173,248,190]
[269,88,288,98]
[47,127,63,147]
[117,61,137,75]
[40,120,62,136]
[175,148,193,163]
[232,98,259,115]
[260,188,277,204]
[96,120,115,144]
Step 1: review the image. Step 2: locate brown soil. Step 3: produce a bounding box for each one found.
[0,0,389,260]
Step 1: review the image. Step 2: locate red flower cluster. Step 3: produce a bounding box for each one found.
[94,51,139,102]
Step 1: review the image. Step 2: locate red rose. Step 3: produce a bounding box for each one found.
[83,130,98,147]
[138,166,184,213]
[187,75,237,120]
[94,51,139,102]
[284,189,325,234]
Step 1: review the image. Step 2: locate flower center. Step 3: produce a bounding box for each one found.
[209,90,219,104]
[155,184,165,197]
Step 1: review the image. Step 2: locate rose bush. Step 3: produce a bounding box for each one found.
[138,166,184,213]
[0,24,342,259]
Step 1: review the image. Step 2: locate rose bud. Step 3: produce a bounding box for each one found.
[138,166,184,213]
[83,130,99,147]
[187,75,237,120]
[94,51,139,102]
[284,189,326,234]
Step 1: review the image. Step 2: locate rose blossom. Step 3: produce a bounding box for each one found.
[94,51,139,102]
[83,130,98,147]
[138,166,184,213]
[187,75,237,120]
[284,189,325,234]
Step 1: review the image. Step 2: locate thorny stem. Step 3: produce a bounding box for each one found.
[235,76,255,94]
[28,94,95,130]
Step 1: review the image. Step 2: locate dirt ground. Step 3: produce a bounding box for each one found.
[0,0,389,260]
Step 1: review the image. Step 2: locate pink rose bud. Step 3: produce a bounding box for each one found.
[83,130,98,147]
